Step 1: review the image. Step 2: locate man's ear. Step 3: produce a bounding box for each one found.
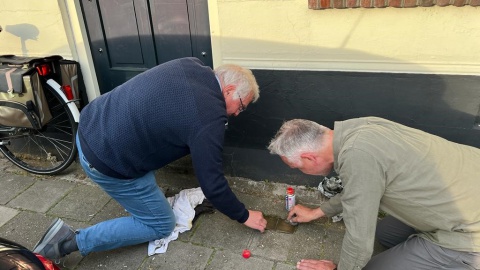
[300,152,317,162]
[223,84,236,95]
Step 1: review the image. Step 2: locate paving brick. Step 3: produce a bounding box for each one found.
[7,179,75,213]
[48,184,110,222]
[0,211,53,249]
[249,230,296,261]
[206,249,274,270]
[0,161,388,269]
[0,205,19,227]
[76,244,147,270]
[275,262,297,270]
[89,199,129,224]
[190,212,253,251]
[140,241,213,270]
[0,174,35,204]
[286,221,341,263]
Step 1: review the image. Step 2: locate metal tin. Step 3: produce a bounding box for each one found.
[285,187,295,211]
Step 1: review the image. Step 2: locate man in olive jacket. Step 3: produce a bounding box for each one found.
[268,116,480,270]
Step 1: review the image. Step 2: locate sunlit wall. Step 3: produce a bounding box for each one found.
[0,1,72,58]
[209,0,480,75]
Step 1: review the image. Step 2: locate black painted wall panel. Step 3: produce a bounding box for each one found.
[223,70,480,185]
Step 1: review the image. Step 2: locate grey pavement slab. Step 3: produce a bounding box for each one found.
[288,222,344,264]
[75,244,146,270]
[8,179,76,213]
[235,192,288,218]
[275,262,297,270]
[140,241,213,270]
[0,155,388,270]
[0,205,19,227]
[0,211,55,248]
[89,199,130,224]
[206,249,275,270]
[191,211,255,251]
[48,184,111,222]
[249,229,296,262]
[0,174,35,204]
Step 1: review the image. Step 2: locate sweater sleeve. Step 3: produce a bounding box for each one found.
[189,121,249,223]
[320,194,343,217]
[335,148,385,270]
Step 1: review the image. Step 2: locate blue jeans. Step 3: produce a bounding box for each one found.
[75,134,175,256]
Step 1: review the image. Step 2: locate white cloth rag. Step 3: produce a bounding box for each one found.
[147,187,205,255]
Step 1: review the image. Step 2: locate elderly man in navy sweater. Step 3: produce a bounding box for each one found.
[33,57,266,260]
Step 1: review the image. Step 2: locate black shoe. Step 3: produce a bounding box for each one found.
[193,199,215,224]
[33,218,76,260]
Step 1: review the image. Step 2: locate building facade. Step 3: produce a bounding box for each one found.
[1,0,479,184]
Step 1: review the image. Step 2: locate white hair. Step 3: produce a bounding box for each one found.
[214,64,260,102]
[268,119,330,165]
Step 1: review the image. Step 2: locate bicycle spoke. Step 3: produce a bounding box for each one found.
[33,133,72,159]
[0,83,77,174]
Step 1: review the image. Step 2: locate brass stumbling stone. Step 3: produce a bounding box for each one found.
[264,215,297,234]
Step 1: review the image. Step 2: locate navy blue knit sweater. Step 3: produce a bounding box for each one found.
[78,57,249,223]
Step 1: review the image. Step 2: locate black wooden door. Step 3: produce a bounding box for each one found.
[80,0,213,94]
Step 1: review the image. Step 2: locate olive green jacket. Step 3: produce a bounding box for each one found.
[320,117,480,270]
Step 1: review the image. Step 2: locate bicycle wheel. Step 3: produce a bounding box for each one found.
[0,83,78,175]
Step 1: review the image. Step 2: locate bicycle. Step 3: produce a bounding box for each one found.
[0,55,80,175]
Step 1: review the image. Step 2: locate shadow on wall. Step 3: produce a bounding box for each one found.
[46,32,480,185]
[2,24,39,55]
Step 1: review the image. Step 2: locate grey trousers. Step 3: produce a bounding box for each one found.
[363,216,480,270]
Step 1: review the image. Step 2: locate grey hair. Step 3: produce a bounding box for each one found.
[214,64,260,102]
[268,119,330,165]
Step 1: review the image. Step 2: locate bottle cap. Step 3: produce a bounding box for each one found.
[287,187,295,195]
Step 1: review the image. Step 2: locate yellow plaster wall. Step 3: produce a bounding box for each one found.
[0,0,72,58]
[0,0,100,100]
[210,0,480,75]
[1,0,478,99]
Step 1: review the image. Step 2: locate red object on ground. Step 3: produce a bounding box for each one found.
[242,249,251,259]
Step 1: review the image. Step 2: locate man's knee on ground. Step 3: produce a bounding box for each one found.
[151,215,176,239]
[375,216,415,249]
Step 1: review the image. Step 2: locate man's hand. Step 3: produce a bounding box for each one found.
[287,205,325,223]
[243,210,267,232]
[297,259,336,270]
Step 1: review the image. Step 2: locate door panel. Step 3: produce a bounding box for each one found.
[99,0,154,67]
[80,0,212,94]
[150,0,192,64]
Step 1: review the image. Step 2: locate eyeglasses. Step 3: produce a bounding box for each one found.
[238,95,246,113]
